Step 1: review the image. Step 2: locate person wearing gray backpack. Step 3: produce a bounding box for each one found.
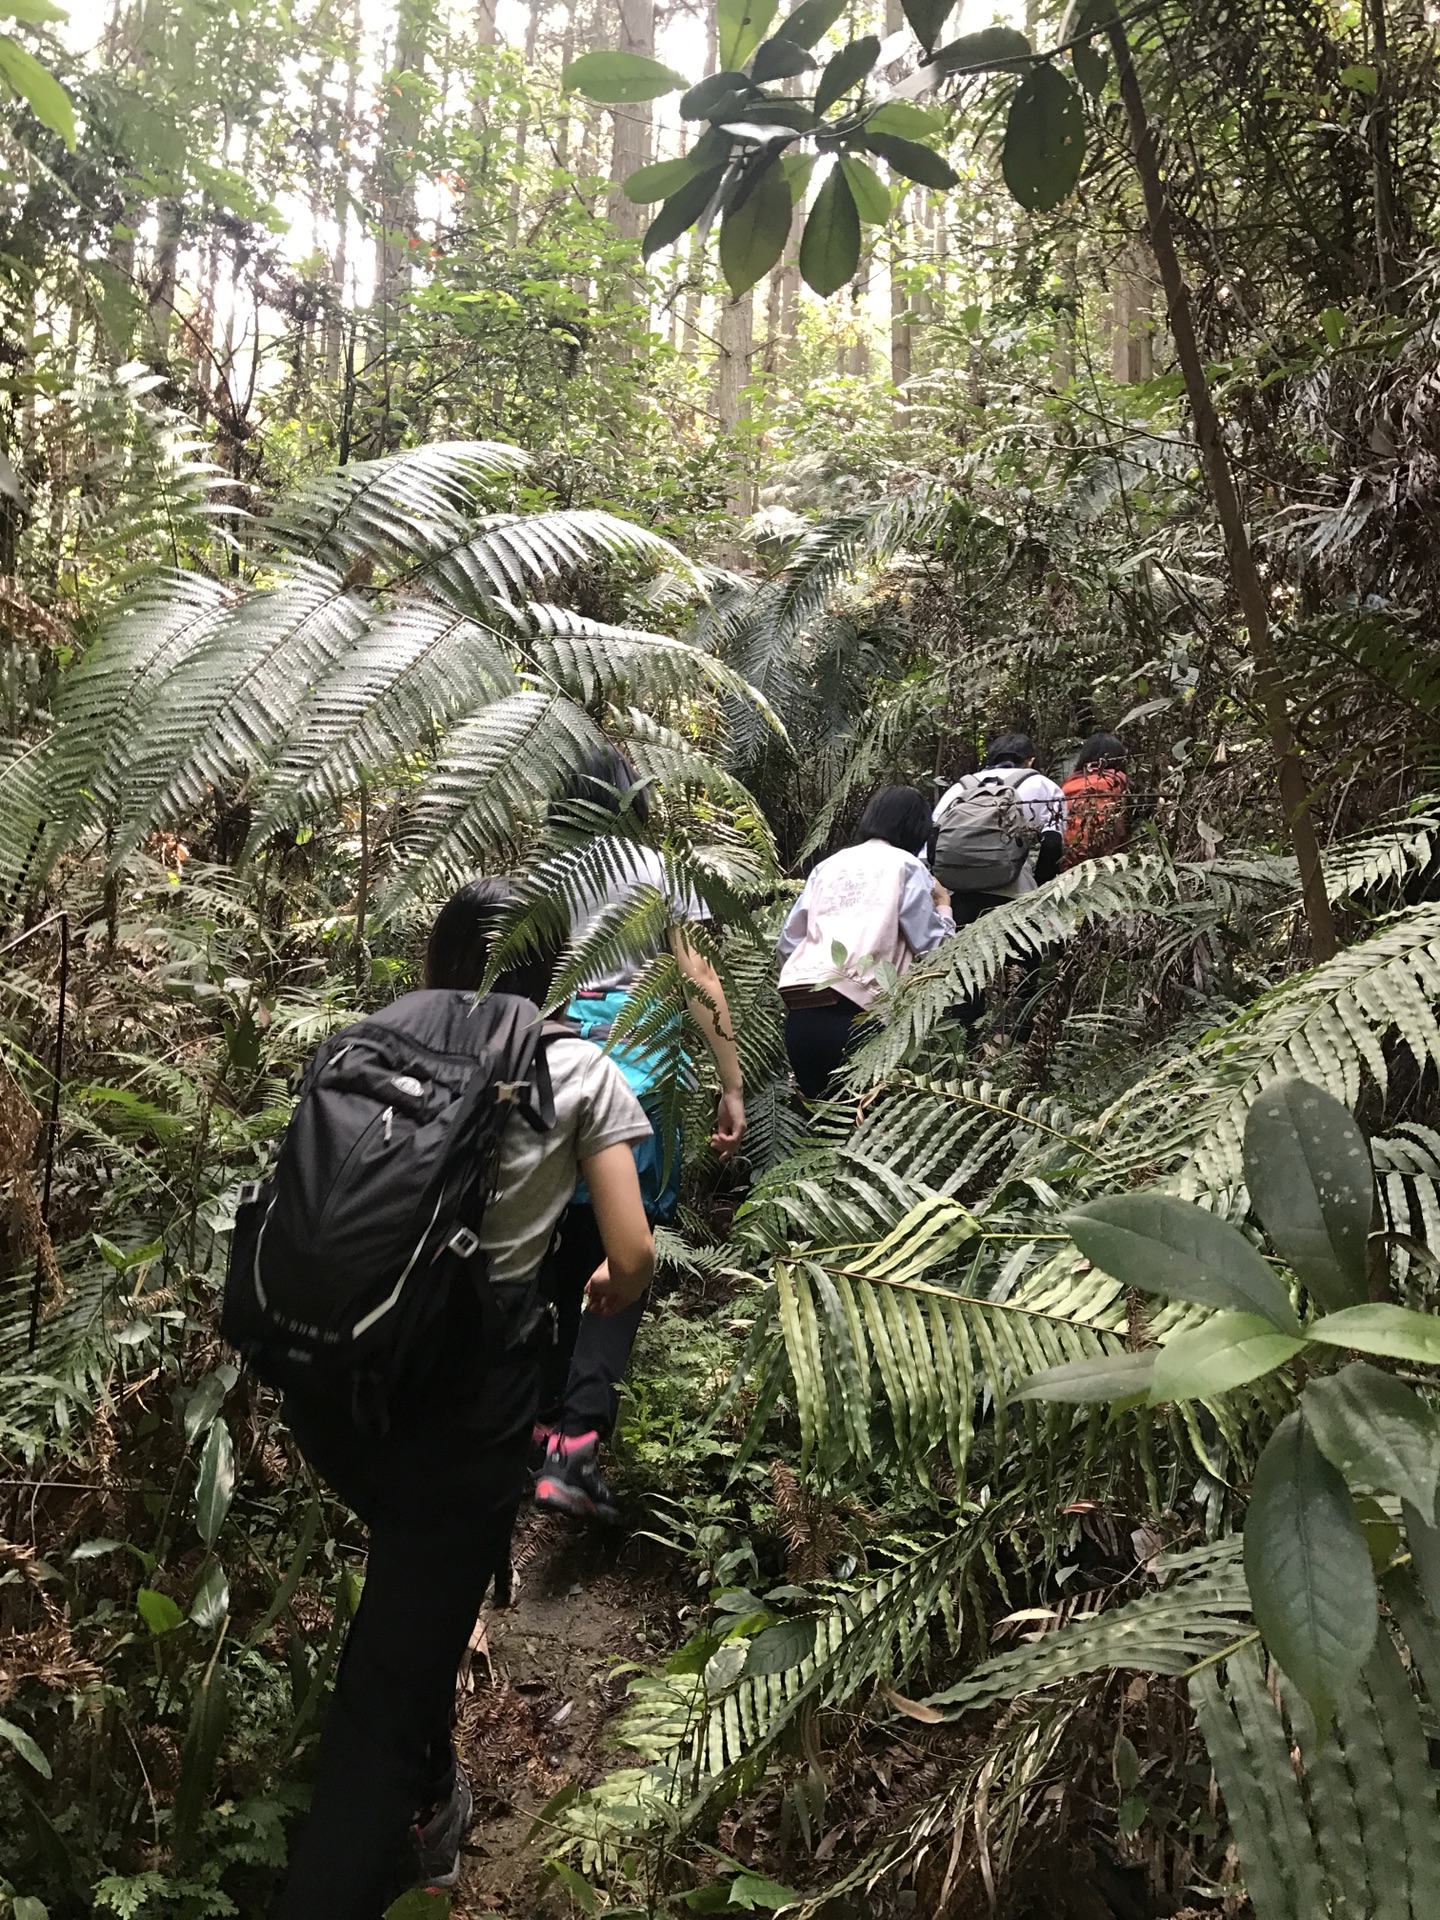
[931,733,1067,1032]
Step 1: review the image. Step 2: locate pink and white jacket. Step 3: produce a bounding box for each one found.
[775,839,955,1010]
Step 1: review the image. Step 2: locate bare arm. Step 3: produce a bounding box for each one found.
[580,1141,655,1315]
[668,926,745,1159]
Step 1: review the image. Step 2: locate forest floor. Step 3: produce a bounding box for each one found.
[452,1509,686,1916]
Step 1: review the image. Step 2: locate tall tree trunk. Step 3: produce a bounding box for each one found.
[1053,231,1078,388]
[148,198,184,367]
[475,0,497,43]
[890,200,911,417]
[326,0,362,384]
[1109,238,1153,382]
[378,1,431,315]
[1105,17,1337,960]
[607,0,656,238]
[716,291,755,515]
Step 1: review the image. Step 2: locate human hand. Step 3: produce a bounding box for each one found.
[711,1087,746,1159]
[932,877,952,911]
[584,1258,647,1316]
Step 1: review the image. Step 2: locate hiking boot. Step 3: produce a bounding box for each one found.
[534,1431,619,1524]
[414,1762,473,1891]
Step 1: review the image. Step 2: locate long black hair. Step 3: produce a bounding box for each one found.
[856,785,933,856]
[423,878,558,1003]
[1074,732,1126,772]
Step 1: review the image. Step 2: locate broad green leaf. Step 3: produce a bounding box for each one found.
[624,155,699,203]
[862,130,959,190]
[900,0,954,56]
[1308,1302,1440,1364]
[1065,1194,1301,1334]
[1071,38,1107,95]
[727,1874,799,1910]
[774,0,847,50]
[0,1713,51,1777]
[1243,1076,1372,1311]
[13,1897,50,1920]
[137,1586,184,1634]
[931,25,1031,73]
[798,162,860,294]
[0,33,73,146]
[1402,1498,1440,1613]
[680,70,751,118]
[189,1559,231,1632]
[1015,1351,1154,1402]
[740,1616,817,1676]
[720,158,793,294]
[751,36,815,83]
[1303,1362,1440,1514]
[561,49,688,103]
[866,101,943,136]
[542,1865,597,1916]
[194,1418,235,1547]
[839,154,891,224]
[183,1365,236,1448]
[384,1892,450,1920]
[1243,1411,1378,1742]
[1149,1312,1305,1404]
[1339,62,1378,92]
[813,34,880,116]
[719,0,779,70]
[780,151,815,200]
[0,0,67,18]
[642,165,727,262]
[1001,63,1085,213]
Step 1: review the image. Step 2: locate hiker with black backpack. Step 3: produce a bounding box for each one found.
[531,745,746,1523]
[930,733,1067,1036]
[224,879,657,1916]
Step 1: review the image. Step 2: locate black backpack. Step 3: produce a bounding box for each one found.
[221,988,556,1429]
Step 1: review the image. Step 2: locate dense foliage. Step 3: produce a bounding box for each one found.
[3,0,1440,1914]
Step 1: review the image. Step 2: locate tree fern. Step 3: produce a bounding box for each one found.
[0,441,772,902]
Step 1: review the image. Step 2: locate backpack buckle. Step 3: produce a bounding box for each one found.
[495,1079,531,1104]
[448,1225,480,1259]
[238,1180,263,1205]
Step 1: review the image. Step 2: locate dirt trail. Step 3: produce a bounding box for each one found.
[451,1509,683,1917]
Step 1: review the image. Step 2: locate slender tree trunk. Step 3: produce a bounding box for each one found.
[475,0,497,43]
[1053,231,1078,388]
[890,199,911,419]
[148,198,184,365]
[1364,0,1398,298]
[607,0,656,238]
[1105,18,1337,959]
[716,290,755,516]
[1109,238,1153,382]
[326,0,361,383]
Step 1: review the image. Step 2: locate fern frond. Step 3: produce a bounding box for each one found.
[920,1539,1249,1717]
[379,690,607,905]
[1106,899,1440,1193]
[847,853,1183,1085]
[245,598,519,846]
[768,484,954,637]
[264,439,530,573]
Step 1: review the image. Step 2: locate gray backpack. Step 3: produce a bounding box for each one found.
[932,768,1037,894]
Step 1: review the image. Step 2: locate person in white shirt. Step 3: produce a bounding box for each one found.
[932,732,1067,915]
[775,786,956,1097]
[931,732,1067,1037]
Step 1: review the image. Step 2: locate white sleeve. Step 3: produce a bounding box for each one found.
[1017,775,1065,836]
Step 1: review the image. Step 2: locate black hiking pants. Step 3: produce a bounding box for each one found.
[783,999,864,1098]
[537,1200,648,1439]
[275,1315,537,1920]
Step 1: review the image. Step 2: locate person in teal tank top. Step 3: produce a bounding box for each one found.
[533,746,746,1523]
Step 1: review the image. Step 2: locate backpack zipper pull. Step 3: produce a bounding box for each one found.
[383,1106,393,1143]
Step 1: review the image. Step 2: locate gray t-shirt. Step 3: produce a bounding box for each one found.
[480,1035,651,1285]
[568,842,706,993]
